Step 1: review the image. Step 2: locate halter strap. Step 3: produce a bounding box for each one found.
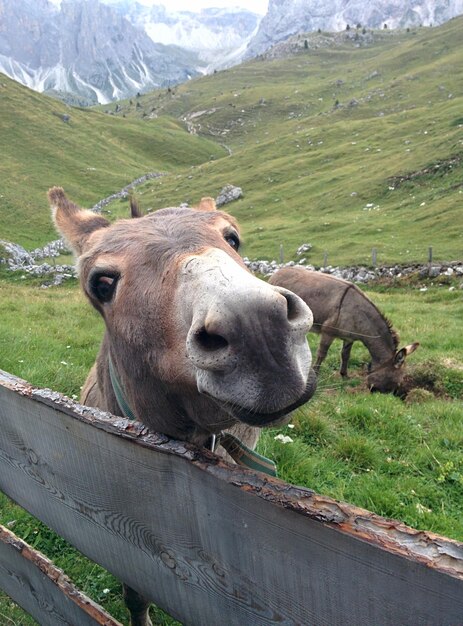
[107,354,277,477]
[108,354,136,421]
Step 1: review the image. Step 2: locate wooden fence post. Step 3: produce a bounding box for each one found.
[279,244,284,264]
[372,247,377,267]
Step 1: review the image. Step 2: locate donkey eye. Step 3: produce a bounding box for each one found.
[91,274,118,302]
[224,233,240,250]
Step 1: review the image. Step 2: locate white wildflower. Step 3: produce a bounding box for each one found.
[416,503,432,515]
[274,434,294,444]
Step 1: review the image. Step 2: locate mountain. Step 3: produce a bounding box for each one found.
[0,0,200,104]
[105,3,261,72]
[245,0,463,58]
[2,0,462,104]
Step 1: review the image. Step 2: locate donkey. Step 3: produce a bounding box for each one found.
[269,267,418,394]
[49,187,317,626]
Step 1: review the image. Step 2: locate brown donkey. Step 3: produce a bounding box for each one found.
[269,267,418,394]
[49,188,317,626]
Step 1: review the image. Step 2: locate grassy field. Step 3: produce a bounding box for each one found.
[0,75,226,248]
[0,268,462,624]
[101,18,463,266]
[1,20,462,264]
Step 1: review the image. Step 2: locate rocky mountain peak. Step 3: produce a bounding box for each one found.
[245,0,463,59]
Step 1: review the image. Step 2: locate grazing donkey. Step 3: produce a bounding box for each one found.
[49,187,317,626]
[269,267,418,394]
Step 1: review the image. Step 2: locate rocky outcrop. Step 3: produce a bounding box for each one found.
[0,238,75,286]
[245,0,463,59]
[215,184,243,207]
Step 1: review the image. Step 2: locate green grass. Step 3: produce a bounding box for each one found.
[0,74,226,248]
[2,21,463,263]
[99,18,463,265]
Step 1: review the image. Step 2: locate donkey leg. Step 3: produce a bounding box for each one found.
[340,340,354,378]
[123,584,153,626]
[315,334,335,372]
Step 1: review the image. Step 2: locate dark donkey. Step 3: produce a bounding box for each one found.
[269,267,418,394]
[49,188,317,626]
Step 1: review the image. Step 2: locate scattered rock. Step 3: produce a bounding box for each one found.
[243,257,463,285]
[428,265,442,278]
[91,172,165,213]
[296,243,312,256]
[215,184,243,207]
[0,240,34,267]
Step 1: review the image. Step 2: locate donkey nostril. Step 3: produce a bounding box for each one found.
[283,291,305,322]
[195,327,229,352]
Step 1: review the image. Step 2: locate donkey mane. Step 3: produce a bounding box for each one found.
[353,282,399,350]
[368,293,400,350]
[384,316,400,350]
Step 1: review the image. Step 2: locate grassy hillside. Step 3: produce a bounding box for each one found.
[104,18,463,265]
[0,74,226,247]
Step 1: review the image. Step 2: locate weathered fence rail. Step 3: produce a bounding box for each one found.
[0,523,122,625]
[1,368,463,626]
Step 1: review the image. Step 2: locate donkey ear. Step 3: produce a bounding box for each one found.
[194,196,217,212]
[394,348,407,367]
[49,187,110,256]
[394,342,419,367]
[129,196,143,219]
[404,342,420,356]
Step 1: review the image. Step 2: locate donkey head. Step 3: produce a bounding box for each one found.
[367,342,419,394]
[50,187,317,443]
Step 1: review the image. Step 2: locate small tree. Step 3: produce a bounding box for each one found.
[304,39,308,49]
[346,23,350,31]
[383,23,388,29]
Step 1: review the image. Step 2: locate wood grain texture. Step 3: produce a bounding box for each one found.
[0,524,122,625]
[0,369,463,626]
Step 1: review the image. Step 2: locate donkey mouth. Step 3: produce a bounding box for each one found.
[204,369,317,427]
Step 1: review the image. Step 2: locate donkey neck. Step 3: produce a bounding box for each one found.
[354,298,397,363]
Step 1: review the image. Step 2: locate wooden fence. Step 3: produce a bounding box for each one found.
[1,368,463,626]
